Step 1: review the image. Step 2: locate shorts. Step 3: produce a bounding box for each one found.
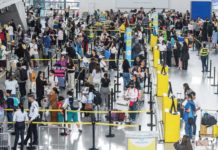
[67,112,78,122]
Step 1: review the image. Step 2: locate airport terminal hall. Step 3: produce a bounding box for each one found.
[1,0,218,149]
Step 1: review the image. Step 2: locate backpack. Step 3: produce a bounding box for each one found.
[93,91,102,106]
[69,97,79,110]
[20,68,28,81]
[201,113,217,127]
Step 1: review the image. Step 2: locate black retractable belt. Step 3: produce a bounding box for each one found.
[168,81,173,97]
[169,96,177,114]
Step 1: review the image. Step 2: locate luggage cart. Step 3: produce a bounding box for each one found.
[197,110,218,149]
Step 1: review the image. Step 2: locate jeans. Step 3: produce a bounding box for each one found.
[14,122,25,150]
[193,116,197,136]
[43,47,49,56]
[7,112,13,128]
[201,56,208,72]
[129,102,137,121]
[123,72,130,88]
[185,120,193,138]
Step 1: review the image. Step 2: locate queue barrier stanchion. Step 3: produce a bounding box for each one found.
[47,65,50,81]
[139,125,141,131]
[89,115,98,150]
[207,60,213,79]
[106,90,115,138]
[147,85,156,131]
[211,67,218,86]
[145,74,151,94]
[215,72,218,95]
[206,58,210,73]
[78,59,81,95]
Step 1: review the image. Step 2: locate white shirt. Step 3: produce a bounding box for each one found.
[125,88,139,101]
[92,69,101,84]
[159,44,167,52]
[13,109,28,122]
[7,26,14,35]
[58,30,64,40]
[29,101,39,121]
[29,43,38,56]
[5,79,18,95]
[49,75,58,88]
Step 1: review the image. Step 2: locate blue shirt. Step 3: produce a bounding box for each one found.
[183,100,196,121]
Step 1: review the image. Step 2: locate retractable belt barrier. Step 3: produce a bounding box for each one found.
[3,108,149,113]
[0,121,139,128]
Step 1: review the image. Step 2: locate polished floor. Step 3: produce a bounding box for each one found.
[1,47,218,150]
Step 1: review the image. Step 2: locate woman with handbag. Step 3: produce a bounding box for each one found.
[125,82,139,122]
[49,87,59,122]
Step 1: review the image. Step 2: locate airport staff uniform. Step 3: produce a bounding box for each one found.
[24,101,39,145]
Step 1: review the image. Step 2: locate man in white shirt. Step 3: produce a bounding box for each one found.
[24,93,39,145]
[159,41,167,65]
[7,23,14,42]
[58,28,64,49]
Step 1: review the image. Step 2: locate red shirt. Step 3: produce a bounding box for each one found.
[0,32,5,41]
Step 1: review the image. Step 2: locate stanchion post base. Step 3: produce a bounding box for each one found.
[89,148,98,150]
[60,132,68,136]
[146,112,155,115]
[215,93,218,95]
[106,134,115,138]
[207,76,213,79]
[147,124,156,127]
[211,84,218,86]
[26,146,37,150]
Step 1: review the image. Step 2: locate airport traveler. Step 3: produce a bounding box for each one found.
[174,135,193,150]
[0,90,5,127]
[36,71,47,106]
[183,93,196,139]
[12,103,28,150]
[24,93,39,145]
[49,87,58,122]
[191,92,200,138]
[199,43,209,72]
[122,59,131,89]
[100,73,110,107]
[5,90,14,130]
[5,76,18,97]
[181,41,189,70]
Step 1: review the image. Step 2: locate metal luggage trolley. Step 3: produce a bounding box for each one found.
[0,129,11,150]
[38,126,69,150]
[197,110,218,150]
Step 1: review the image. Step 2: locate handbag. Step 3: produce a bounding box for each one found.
[104,50,111,59]
[85,103,93,111]
[87,75,93,84]
[129,101,135,107]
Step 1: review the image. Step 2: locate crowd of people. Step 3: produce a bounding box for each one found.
[0,3,216,150]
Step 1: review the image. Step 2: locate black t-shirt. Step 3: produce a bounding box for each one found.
[67,63,75,73]
[101,78,110,87]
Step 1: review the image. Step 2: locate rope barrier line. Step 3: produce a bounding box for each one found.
[0,121,139,127]
[31,58,135,62]
[3,109,149,113]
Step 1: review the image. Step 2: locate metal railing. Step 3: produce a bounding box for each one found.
[38,126,69,150]
[0,132,11,149]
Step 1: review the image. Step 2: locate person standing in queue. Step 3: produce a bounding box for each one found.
[12,103,28,150]
[200,43,209,72]
[23,93,39,145]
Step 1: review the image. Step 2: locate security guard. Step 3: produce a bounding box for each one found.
[23,93,39,145]
[13,103,28,150]
[200,43,209,72]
